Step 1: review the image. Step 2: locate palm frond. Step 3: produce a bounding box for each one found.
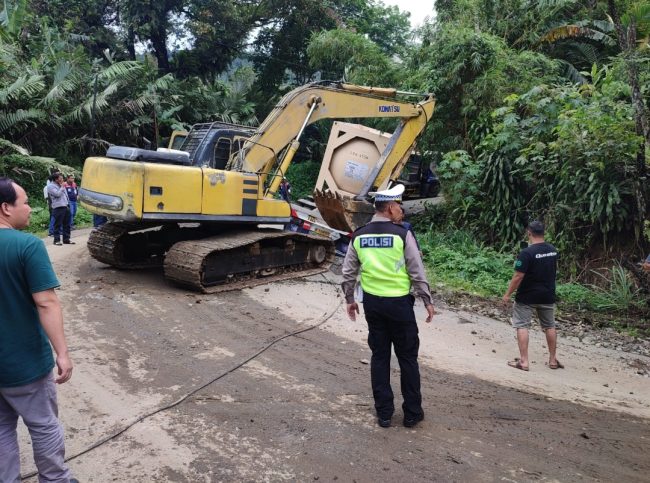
[572,42,601,65]
[0,75,46,105]
[40,61,81,107]
[622,3,650,36]
[64,81,121,123]
[0,137,29,154]
[98,61,145,84]
[0,0,27,40]
[591,20,615,33]
[0,41,19,65]
[150,73,175,91]
[0,108,47,133]
[541,25,616,46]
[557,59,588,84]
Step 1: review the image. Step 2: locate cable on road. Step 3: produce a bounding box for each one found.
[21,274,343,480]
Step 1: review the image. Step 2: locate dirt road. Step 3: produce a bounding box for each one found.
[19,229,650,482]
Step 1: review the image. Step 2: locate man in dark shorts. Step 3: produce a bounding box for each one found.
[502,221,562,371]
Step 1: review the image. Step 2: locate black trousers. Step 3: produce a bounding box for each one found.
[52,206,71,242]
[363,292,423,420]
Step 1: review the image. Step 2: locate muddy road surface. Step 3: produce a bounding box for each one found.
[19,230,650,482]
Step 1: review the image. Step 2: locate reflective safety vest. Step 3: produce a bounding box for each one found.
[352,221,411,297]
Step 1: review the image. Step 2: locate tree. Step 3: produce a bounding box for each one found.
[606,0,650,178]
[118,0,185,71]
[250,0,339,99]
[172,0,250,80]
[307,28,399,86]
[28,0,122,59]
[344,0,412,56]
[406,25,560,155]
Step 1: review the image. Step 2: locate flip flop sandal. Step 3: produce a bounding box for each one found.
[507,360,529,371]
[549,360,565,369]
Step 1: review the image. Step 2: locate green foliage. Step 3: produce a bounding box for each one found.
[0,17,260,160]
[284,160,321,201]
[439,78,645,262]
[417,226,644,316]
[23,201,93,235]
[343,0,413,56]
[589,264,643,311]
[0,154,79,194]
[307,29,400,86]
[417,227,513,297]
[407,26,561,154]
[25,202,50,234]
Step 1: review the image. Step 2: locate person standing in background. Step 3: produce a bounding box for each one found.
[47,174,73,246]
[44,176,56,237]
[502,221,561,371]
[279,177,292,202]
[64,175,78,230]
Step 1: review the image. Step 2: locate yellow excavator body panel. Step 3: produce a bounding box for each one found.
[143,163,202,214]
[200,169,290,218]
[80,157,291,222]
[80,156,145,220]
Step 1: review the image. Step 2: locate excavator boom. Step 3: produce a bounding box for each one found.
[238,82,434,190]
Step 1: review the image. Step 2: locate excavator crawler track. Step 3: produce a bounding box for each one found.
[164,230,335,293]
[87,222,204,269]
[87,222,165,269]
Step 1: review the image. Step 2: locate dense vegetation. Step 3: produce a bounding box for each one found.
[1,0,649,323]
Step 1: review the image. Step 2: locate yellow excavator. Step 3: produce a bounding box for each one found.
[79,81,435,292]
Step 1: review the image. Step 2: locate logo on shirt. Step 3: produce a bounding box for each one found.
[535,252,558,259]
[360,236,394,248]
[515,260,522,268]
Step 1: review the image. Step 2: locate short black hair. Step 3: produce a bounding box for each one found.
[373,200,390,213]
[0,177,17,205]
[50,172,62,182]
[527,220,545,236]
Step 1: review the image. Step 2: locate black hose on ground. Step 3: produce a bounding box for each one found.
[21,274,342,480]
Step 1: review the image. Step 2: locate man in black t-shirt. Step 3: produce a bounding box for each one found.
[502,221,562,371]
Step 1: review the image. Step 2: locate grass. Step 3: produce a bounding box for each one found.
[25,202,94,237]
[417,228,512,297]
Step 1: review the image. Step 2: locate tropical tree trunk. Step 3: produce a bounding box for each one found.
[150,23,170,71]
[126,25,136,60]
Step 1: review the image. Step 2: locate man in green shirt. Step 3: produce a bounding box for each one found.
[0,177,76,482]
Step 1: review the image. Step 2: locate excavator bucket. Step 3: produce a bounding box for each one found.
[313,189,375,233]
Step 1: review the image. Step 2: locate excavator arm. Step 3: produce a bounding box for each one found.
[236,81,435,203]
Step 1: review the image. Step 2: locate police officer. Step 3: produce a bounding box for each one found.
[341,184,435,428]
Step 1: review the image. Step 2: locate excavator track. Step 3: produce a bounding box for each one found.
[87,222,205,269]
[87,222,164,269]
[164,230,335,293]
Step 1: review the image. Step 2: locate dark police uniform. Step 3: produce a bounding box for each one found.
[342,212,433,424]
